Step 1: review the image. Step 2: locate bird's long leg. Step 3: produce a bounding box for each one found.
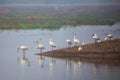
[109,38,112,40]
[75,42,77,46]
[67,44,69,48]
[23,52,26,59]
[68,44,70,48]
[40,49,42,53]
[17,48,20,53]
[95,39,97,43]
[23,50,26,53]
[52,47,53,50]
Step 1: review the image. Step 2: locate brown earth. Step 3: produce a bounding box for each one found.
[36,39,120,65]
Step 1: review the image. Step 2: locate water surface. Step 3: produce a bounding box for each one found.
[0,24,120,80]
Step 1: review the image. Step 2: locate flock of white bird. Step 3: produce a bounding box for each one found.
[17,33,113,53]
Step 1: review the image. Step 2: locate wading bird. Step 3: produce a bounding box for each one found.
[17,45,28,53]
[49,39,56,50]
[78,46,82,51]
[73,34,80,46]
[92,34,100,43]
[66,39,72,48]
[104,34,113,41]
[104,36,109,41]
[106,34,113,40]
[36,44,45,53]
[81,42,86,45]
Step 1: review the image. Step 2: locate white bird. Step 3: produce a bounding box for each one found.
[104,36,109,41]
[49,39,56,50]
[73,34,80,46]
[104,34,113,41]
[66,39,72,48]
[81,42,86,45]
[106,34,113,40]
[78,46,82,51]
[92,34,100,43]
[36,44,45,53]
[17,45,28,53]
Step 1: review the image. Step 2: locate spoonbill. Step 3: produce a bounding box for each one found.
[104,34,113,41]
[81,42,86,45]
[78,46,82,51]
[92,34,100,43]
[36,44,45,53]
[104,36,109,41]
[17,45,28,53]
[73,34,80,46]
[106,34,113,40]
[49,39,56,50]
[66,39,72,48]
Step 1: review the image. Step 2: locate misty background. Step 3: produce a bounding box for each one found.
[0,0,120,4]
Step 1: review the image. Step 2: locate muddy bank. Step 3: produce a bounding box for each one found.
[37,39,120,57]
[36,39,120,64]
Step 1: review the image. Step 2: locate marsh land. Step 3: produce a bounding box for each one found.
[0,4,120,29]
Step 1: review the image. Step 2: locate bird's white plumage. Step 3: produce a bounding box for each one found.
[73,34,80,46]
[92,34,100,43]
[19,45,28,50]
[104,34,113,41]
[36,44,45,49]
[107,34,112,38]
[66,39,71,43]
[81,42,86,45]
[107,34,113,40]
[104,36,109,41]
[17,45,28,53]
[92,34,99,40]
[66,39,72,47]
[49,39,56,47]
[78,46,82,51]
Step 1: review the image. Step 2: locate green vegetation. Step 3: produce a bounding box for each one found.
[0,12,120,29]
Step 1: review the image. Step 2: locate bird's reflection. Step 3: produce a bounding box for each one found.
[17,53,30,67]
[49,58,56,71]
[74,60,82,71]
[37,56,45,68]
[93,64,99,76]
[65,59,73,70]
[105,64,112,73]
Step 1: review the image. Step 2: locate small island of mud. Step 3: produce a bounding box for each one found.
[37,39,120,65]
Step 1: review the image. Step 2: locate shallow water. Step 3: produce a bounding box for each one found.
[0,24,120,80]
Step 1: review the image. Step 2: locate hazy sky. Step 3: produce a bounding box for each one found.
[0,0,120,4]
